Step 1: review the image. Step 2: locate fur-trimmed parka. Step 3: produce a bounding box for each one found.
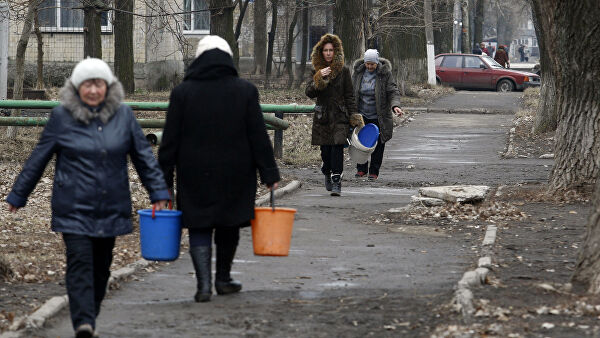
[352,57,402,143]
[7,79,169,237]
[305,34,357,145]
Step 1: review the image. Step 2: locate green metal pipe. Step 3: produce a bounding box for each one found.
[0,117,165,128]
[0,100,291,130]
[0,100,316,113]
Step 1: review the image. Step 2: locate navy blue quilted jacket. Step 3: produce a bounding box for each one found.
[6,80,170,237]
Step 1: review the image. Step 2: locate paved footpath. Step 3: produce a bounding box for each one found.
[34,93,552,337]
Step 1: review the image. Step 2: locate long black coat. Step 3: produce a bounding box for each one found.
[158,50,280,230]
[7,80,170,237]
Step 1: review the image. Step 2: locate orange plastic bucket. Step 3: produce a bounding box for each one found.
[251,207,297,256]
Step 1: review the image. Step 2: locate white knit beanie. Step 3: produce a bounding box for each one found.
[364,49,379,64]
[195,35,233,58]
[70,57,114,89]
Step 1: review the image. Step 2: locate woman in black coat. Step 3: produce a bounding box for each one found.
[6,58,169,338]
[159,36,280,302]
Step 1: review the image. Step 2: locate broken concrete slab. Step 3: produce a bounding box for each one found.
[410,195,446,207]
[418,185,490,203]
[539,153,554,159]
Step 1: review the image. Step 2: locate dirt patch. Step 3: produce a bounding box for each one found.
[429,184,599,337]
[505,88,554,159]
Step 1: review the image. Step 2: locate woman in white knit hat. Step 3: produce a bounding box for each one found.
[351,49,403,180]
[6,57,170,338]
[159,36,280,302]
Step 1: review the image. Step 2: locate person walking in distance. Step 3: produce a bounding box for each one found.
[6,58,170,338]
[305,33,362,196]
[159,36,280,303]
[351,49,402,180]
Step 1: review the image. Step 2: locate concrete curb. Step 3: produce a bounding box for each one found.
[1,180,303,337]
[454,223,497,317]
[404,107,514,115]
[255,180,302,206]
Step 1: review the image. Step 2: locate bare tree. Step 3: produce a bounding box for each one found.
[473,0,484,46]
[265,0,278,87]
[527,0,600,292]
[333,0,364,65]
[460,0,470,52]
[33,9,44,90]
[83,0,108,58]
[114,0,134,93]
[285,0,300,88]
[7,0,38,139]
[294,0,308,88]
[253,0,267,75]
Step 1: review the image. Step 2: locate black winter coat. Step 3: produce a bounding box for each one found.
[6,81,170,237]
[158,50,280,230]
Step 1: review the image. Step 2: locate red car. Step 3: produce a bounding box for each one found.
[435,53,541,92]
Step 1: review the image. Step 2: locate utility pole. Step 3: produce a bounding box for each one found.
[424,0,436,85]
[0,1,8,100]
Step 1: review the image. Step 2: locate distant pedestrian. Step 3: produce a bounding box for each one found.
[6,58,170,338]
[305,33,361,196]
[351,49,402,180]
[471,44,483,55]
[159,36,280,303]
[480,43,490,56]
[518,44,525,62]
[494,45,510,68]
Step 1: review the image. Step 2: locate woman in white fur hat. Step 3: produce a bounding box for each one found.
[159,35,280,303]
[6,57,170,338]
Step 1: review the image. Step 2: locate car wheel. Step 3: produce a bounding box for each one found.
[496,79,514,92]
[436,78,441,86]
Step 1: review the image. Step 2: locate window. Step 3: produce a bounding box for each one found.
[435,56,443,67]
[38,0,111,32]
[441,55,462,68]
[464,56,484,68]
[184,0,210,33]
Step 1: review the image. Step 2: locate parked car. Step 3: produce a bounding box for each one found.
[435,53,541,92]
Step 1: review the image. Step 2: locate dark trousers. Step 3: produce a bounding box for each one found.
[320,145,344,176]
[189,227,241,248]
[356,118,386,176]
[63,233,115,330]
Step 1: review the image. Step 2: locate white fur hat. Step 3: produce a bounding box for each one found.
[70,57,114,89]
[195,35,233,58]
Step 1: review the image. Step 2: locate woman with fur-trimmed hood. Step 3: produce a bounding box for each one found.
[351,49,403,180]
[306,33,361,196]
[6,58,170,338]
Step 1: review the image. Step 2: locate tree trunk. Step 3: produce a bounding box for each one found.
[209,0,237,67]
[7,0,36,139]
[34,11,44,90]
[295,0,308,88]
[460,0,470,53]
[265,0,278,87]
[333,0,364,65]
[432,0,454,55]
[253,0,267,75]
[574,180,600,293]
[530,0,557,134]
[473,0,484,46]
[84,3,103,58]
[114,0,134,93]
[285,1,299,88]
[529,0,600,193]
[234,0,250,40]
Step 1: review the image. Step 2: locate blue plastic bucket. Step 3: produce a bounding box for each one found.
[357,123,379,148]
[137,209,182,261]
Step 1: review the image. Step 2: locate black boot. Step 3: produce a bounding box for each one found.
[324,173,332,191]
[189,246,212,302]
[215,244,242,295]
[331,174,342,196]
